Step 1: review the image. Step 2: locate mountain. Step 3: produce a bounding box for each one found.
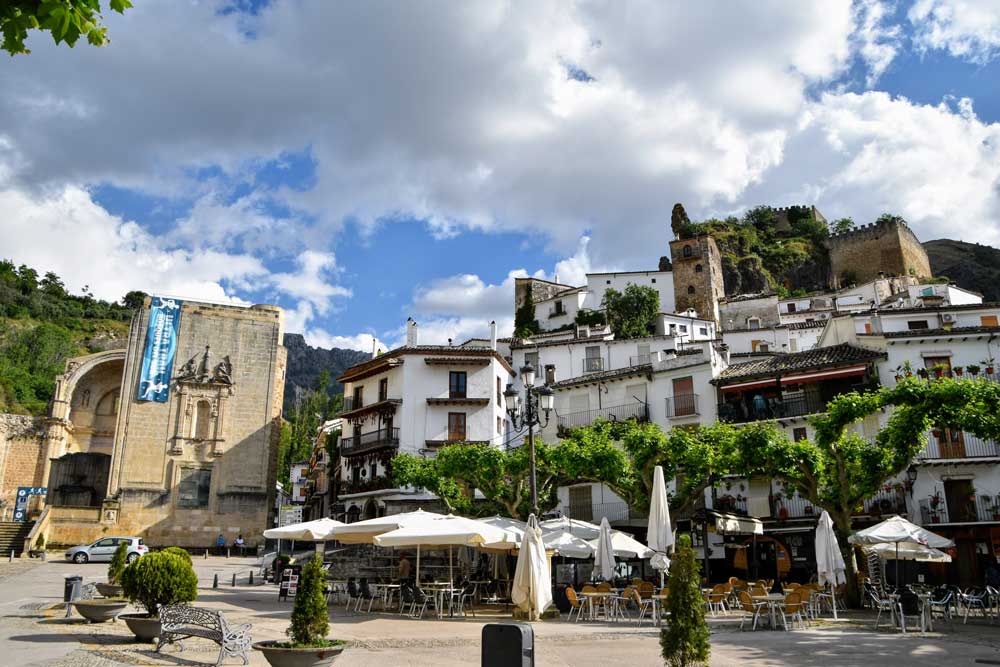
[924,239,1000,303]
[281,333,371,415]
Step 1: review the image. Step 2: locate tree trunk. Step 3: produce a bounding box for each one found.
[832,512,861,608]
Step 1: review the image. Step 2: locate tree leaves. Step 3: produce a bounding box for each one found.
[2,0,132,55]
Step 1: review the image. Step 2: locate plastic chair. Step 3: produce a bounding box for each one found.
[777,591,805,630]
[630,587,654,626]
[866,583,896,630]
[708,584,728,616]
[898,591,928,634]
[929,587,953,627]
[358,578,376,613]
[346,578,360,612]
[565,587,586,622]
[738,590,767,631]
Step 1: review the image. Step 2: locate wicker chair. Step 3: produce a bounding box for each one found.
[565,587,586,622]
[737,590,767,631]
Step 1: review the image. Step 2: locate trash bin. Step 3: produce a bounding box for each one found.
[64,575,83,602]
[482,622,534,667]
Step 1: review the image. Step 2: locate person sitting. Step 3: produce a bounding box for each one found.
[234,534,246,555]
[216,533,226,555]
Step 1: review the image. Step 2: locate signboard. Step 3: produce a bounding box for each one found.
[137,297,182,402]
[281,506,303,526]
[13,486,47,522]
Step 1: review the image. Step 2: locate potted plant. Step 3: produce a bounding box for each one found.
[954,366,964,377]
[933,364,948,379]
[773,493,789,520]
[968,363,981,377]
[930,491,942,509]
[96,542,129,598]
[255,554,346,667]
[119,550,198,642]
[984,358,996,375]
[917,367,929,379]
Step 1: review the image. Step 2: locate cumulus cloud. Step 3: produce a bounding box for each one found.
[909,0,1000,63]
[852,0,903,86]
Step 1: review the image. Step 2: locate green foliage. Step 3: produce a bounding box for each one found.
[660,534,710,667]
[574,309,606,327]
[1,0,133,56]
[0,321,76,414]
[107,541,128,584]
[121,552,198,616]
[514,283,541,338]
[831,217,855,234]
[287,554,333,647]
[876,213,906,225]
[161,546,192,565]
[602,284,659,338]
[277,371,340,486]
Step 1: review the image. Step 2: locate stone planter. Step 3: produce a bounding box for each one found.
[121,613,160,642]
[254,641,344,667]
[95,582,124,598]
[72,599,129,623]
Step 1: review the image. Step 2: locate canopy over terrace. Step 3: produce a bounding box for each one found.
[262,517,344,541]
[327,509,449,544]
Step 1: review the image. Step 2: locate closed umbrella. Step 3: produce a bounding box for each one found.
[814,511,846,619]
[511,514,553,621]
[594,517,616,581]
[647,465,674,584]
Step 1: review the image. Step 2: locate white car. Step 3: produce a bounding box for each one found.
[64,536,148,564]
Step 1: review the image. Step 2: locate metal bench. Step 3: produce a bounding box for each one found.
[156,604,252,666]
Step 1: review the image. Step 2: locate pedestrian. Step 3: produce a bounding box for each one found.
[398,553,411,582]
[216,533,226,556]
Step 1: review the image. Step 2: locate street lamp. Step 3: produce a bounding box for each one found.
[504,363,554,515]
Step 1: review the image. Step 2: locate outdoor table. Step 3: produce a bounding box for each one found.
[751,593,786,629]
[423,583,460,618]
[889,592,934,632]
[374,583,400,611]
[579,591,617,621]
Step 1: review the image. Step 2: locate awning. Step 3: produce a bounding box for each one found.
[780,365,867,386]
[721,379,778,392]
[698,510,763,535]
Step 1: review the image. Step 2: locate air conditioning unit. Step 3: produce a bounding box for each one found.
[941,313,958,324]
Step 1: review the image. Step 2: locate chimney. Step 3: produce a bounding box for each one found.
[371,338,377,360]
[405,318,418,347]
[490,320,497,350]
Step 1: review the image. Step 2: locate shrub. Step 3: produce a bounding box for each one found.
[574,309,606,327]
[285,554,340,648]
[660,534,709,667]
[121,551,198,616]
[161,546,192,564]
[107,541,129,584]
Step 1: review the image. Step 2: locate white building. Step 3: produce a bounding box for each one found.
[335,319,514,521]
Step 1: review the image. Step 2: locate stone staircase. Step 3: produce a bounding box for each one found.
[0,521,34,557]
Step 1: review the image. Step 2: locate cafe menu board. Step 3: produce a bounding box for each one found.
[278,567,300,600]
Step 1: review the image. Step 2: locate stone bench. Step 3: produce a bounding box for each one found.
[156,604,252,666]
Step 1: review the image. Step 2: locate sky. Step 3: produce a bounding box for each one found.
[3,0,1000,352]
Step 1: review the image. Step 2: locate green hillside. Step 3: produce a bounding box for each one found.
[0,261,138,415]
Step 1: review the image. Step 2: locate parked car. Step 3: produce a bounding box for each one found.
[64,537,148,564]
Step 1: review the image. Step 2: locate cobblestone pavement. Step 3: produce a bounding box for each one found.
[4,557,1000,666]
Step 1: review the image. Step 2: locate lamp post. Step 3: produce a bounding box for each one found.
[504,363,554,516]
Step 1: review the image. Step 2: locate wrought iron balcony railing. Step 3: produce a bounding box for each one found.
[556,402,648,434]
[339,427,400,456]
[665,394,699,418]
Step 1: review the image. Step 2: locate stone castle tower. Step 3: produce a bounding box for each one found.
[827,218,932,288]
[669,204,725,324]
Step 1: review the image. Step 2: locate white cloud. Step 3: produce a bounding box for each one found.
[271,250,351,314]
[853,0,903,86]
[386,316,517,348]
[412,270,525,320]
[304,329,386,355]
[909,0,1000,63]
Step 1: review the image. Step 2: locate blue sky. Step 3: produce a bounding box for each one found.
[3,1,1000,350]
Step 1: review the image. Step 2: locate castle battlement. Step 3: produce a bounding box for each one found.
[826,218,930,288]
[827,218,916,244]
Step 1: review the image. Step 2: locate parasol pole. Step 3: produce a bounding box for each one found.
[895,541,900,592]
[417,545,421,583]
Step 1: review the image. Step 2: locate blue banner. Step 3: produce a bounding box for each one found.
[14,486,46,522]
[137,296,182,402]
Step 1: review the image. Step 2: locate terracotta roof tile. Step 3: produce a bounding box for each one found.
[714,343,885,385]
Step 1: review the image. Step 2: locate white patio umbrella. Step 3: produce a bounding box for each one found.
[374,514,511,584]
[849,515,955,589]
[647,465,674,584]
[590,530,655,560]
[539,517,604,539]
[263,517,344,541]
[329,509,449,582]
[481,516,527,542]
[541,529,594,558]
[594,517,616,581]
[866,542,952,563]
[814,511,846,619]
[511,514,553,621]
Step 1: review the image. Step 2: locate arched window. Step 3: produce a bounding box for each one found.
[687,285,695,295]
[194,400,212,440]
[682,245,692,258]
[695,263,703,273]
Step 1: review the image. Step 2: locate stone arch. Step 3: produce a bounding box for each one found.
[683,245,692,257]
[48,350,126,459]
[363,498,378,520]
[695,263,703,273]
[687,285,696,295]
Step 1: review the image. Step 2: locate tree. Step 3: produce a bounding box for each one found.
[121,290,148,310]
[120,551,197,616]
[602,283,659,339]
[660,534,710,667]
[2,0,132,56]
[107,541,128,584]
[830,217,855,234]
[875,213,906,225]
[514,283,541,338]
[276,372,338,486]
[741,378,1000,606]
[287,554,340,647]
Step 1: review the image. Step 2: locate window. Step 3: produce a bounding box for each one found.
[864,322,872,334]
[95,538,116,548]
[370,461,378,480]
[924,356,951,373]
[177,468,211,508]
[671,376,696,416]
[759,343,770,353]
[497,416,503,435]
[352,386,364,409]
[378,378,388,402]
[687,285,695,295]
[606,280,611,285]
[194,400,211,440]
[524,352,538,368]
[449,371,467,398]
[554,300,564,315]
[496,376,502,406]
[448,413,466,441]
[793,427,808,442]
[695,264,703,273]
[544,364,556,385]
[698,327,707,336]
[747,317,761,330]
[651,278,656,283]
[679,325,687,333]
[907,320,930,330]
[787,303,797,313]
[936,428,965,458]
[683,245,692,258]
[789,338,798,352]
[568,485,593,521]
[982,315,999,327]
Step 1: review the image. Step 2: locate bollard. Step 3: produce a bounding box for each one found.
[227,548,231,559]
[249,571,254,585]
[232,573,236,587]
[9,550,13,562]
[213,574,219,589]
[205,549,209,559]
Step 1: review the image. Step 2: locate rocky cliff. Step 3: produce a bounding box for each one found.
[281,333,371,415]
[924,239,1000,302]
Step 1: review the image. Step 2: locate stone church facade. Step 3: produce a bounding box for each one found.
[33,298,286,548]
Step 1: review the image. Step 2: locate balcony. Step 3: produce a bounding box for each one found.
[713,495,748,515]
[918,432,1000,460]
[665,394,699,419]
[339,427,400,457]
[565,502,648,524]
[859,489,908,517]
[629,353,651,367]
[718,390,867,424]
[918,494,1000,524]
[771,493,818,520]
[556,401,648,434]
[582,357,605,373]
[342,396,363,413]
